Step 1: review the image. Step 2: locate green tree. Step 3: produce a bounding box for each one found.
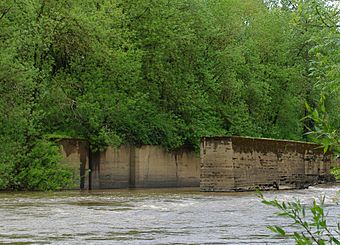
[1,0,338,190]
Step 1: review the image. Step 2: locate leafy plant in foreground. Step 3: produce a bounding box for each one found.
[258,191,340,244]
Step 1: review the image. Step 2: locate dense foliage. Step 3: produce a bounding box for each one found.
[0,0,339,190]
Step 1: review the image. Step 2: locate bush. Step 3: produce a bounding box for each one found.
[19,140,75,191]
[0,139,75,191]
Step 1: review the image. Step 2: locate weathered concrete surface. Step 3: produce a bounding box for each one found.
[133,146,200,188]
[60,137,338,190]
[201,136,337,192]
[59,139,89,189]
[133,146,177,188]
[60,141,200,189]
[90,146,131,189]
[200,138,234,191]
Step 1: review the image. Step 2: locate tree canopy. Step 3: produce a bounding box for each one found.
[0,0,338,190]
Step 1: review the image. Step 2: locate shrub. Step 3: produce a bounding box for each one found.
[22,140,75,191]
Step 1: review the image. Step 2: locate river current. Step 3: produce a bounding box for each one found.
[0,185,339,244]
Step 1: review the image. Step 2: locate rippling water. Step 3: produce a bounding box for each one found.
[0,185,339,244]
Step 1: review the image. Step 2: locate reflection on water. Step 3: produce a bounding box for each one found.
[0,185,339,244]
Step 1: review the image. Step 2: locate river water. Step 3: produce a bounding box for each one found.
[0,185,339,244]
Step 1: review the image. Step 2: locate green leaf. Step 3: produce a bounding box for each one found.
[268,225,286,236]
[274,226,286,236]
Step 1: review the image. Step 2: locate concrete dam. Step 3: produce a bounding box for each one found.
[60,137,338,191]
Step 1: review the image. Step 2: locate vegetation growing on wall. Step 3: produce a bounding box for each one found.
[0,0,338,190]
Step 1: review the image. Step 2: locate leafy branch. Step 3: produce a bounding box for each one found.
[304,94,339,155]
[257,191,340,245]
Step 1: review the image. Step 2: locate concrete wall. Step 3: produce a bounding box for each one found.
[60,140,200,189]
[201,136,336,192]
[133,146,200,188]
[60,137,337,190]
[91,146,131,189]
[200,138,234,191]
[59,139,89,189]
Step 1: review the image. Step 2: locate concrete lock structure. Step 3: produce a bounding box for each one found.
[200,136,338,191]
[59,137,338,191]
[59,139,200,189]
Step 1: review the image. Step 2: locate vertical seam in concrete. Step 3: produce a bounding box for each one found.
[146,147,150,184]
[230,139,235,190]
[129,146,135,188]
[199,138,205,189]
[88,147,92,190]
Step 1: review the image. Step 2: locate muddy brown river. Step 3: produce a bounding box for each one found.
[0,185,339,244]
